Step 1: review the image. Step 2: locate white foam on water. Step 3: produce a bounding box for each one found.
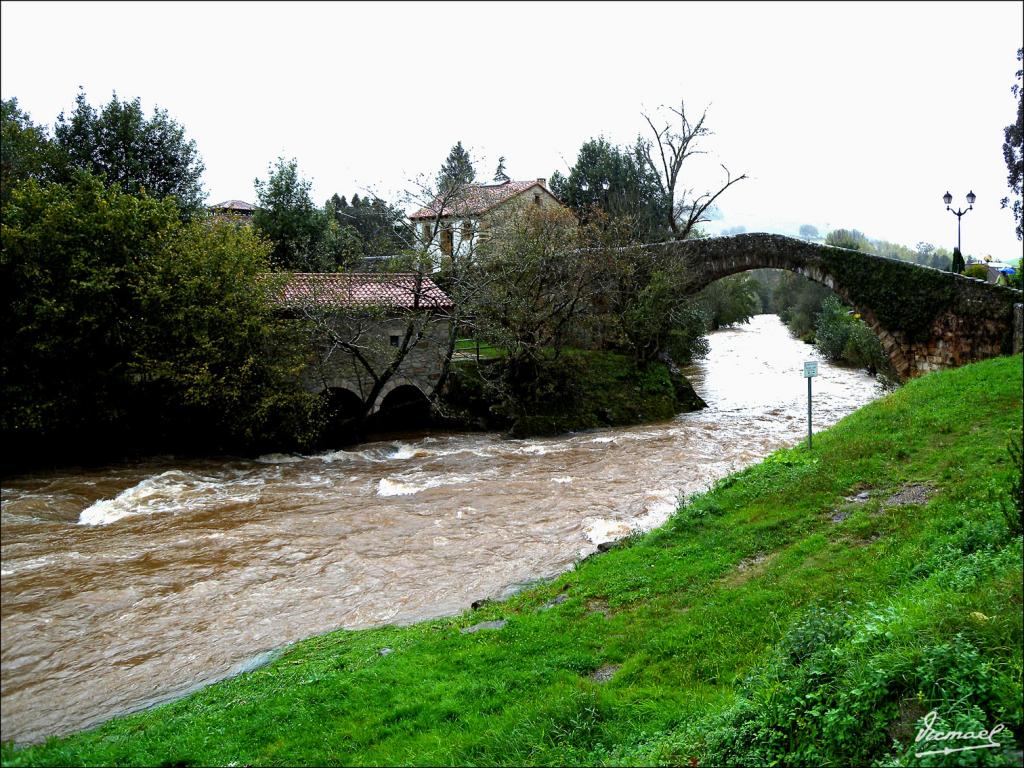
[377,478,424,497]
[520,444,555,455]
[254,453,306,464]
[77,470,264,526]
[583,518,632,545]
[632,488,681,531]
[552,477,573,484]
[589,436,616,444]
[582,488,680,546]
[376,473,476,497]
[316,448,364,464]
[387,444,431,460]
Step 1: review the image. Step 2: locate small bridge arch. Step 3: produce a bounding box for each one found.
[647,233,1022,380]
[374,382,433,430]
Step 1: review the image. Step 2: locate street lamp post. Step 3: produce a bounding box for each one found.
[943,189,976,254]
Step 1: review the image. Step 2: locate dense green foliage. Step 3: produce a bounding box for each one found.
[825,227,872,251]
[436,140,476,193]
[493,155,510,183]
[814,296,889,372]
[51,90,206,217]
[1004,426,1023,536]
[6,356,1020,766]
[2,92,207,218]
[444,206,715,434]
[754,269,834,343]
[964,263,991,280]
[1,175,321,468]
[952,246,966,275]
[748,220,1001,375]
[549,138,668,242]
[694,273,761,330]
[252,157,335,271]
[325,192,411,265]
[1002,47,1023,241]
[444,349,705,437]
[0,98,57,203]
[819,249,958,343]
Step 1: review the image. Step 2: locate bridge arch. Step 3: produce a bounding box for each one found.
[645,233,1021,380]
[319,386,364,447]
[373,382,432,430]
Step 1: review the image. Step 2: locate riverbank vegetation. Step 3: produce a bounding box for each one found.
[441,349,705,437]
[2,93,754,467]
[1,173,324,472]
[4,355,1020,766]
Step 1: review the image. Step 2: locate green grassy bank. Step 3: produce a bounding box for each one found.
[4,356,1022,767]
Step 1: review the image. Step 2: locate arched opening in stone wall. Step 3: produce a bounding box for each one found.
[652,232,1020,380]
[319,387,364,447]
[371,384,433,432]
[695,266,904,380]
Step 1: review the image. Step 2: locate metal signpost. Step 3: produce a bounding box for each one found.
[803,361,818,449]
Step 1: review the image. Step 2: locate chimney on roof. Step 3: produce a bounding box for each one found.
[536,178,546,188]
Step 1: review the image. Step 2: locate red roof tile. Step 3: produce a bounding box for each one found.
[274,272,453,311]
[409,180,554,220]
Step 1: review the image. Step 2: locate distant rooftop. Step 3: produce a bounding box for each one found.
[274,272,453,311]
[209,200,257,213]
[409,179,554,220]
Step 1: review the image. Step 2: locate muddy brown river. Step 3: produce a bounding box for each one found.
[0,314,885,744]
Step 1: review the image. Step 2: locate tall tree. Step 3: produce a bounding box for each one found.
[1001,47,1023,241]
[1,173,317,463]
[825,228,872,251]
[493,156,510,182]
[549,137,668,241]
[253,157,332,271]
[799,224,820,240]
[1,98,57,203]
[437,140,475,193]
[638,100,748,240]
[325,191,412,261]
[52,90,206,217]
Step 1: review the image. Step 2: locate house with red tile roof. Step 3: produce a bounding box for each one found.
[208,200,257,228]
[274,272,453,312]
[409,178,564,267]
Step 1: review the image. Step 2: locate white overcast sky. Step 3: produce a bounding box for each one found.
[2,0,1022,258]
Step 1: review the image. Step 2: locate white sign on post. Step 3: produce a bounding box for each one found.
[803,361,818,448]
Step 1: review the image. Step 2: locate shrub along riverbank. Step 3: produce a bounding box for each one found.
[439,349,706,437]
[3,355,1021,767]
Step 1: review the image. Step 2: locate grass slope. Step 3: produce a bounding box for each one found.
[4,355,1022,767]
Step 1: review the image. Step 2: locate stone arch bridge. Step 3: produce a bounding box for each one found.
[648,233,1023,380]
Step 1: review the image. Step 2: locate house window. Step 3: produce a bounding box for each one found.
[533,193,541,205]
[440,224,453,256]
[461,220,473,244]
[389,334,401,348]
[421,222,431,244]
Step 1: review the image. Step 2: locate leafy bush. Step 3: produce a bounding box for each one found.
[1,174,322,467]
[814,295,888,373]
[964,263,990,280]
[1004,426,1024,536]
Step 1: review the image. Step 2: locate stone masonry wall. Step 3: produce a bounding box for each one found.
[300,313,452,411]
[645,233,1022,381]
